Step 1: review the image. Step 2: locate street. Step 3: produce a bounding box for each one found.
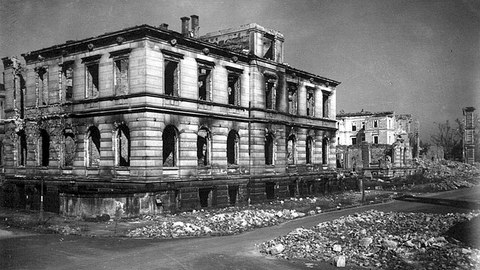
[1,187,479,270]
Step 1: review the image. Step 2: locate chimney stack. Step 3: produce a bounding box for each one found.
[191,15,199,38]
[181,17,190,37]
[159,23,169,30]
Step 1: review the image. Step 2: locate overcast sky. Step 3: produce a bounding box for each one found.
[1,0,479,141]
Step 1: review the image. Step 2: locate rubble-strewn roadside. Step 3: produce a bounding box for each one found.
[259,210,480,269]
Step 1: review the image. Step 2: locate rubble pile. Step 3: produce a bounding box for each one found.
[128,208,306,238]
[47,224,82,235]
[259,210,480,269]
[416,159,479,180]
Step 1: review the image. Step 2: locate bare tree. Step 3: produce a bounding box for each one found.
[430,120,463,160]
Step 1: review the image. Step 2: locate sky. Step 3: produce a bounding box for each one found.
[1,0,479,142]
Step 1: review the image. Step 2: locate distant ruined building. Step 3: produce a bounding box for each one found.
[463,107,476,164]
[336,110,417,177]
[0,16,340,217]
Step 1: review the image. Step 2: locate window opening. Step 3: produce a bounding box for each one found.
[86,126,100,167]
[352,123,357,131]
[18,130,27,166]
[228,72,241,106]
[199,188,213,208]
[114,58,129,95]
[116,125,130,166]
[265,132,275,165]
[288,82,298,115]
[306,88,315,116]
[198,66,212,101]
[265,76,276,110]
[86,63,99,98]
[306,136,313,164]
[36,67,48,105]
[39,129,50,167]
[374,135,379,144]
[262,34,274,60]
[374,120,378,128]
[322,137,329,164]
[265,182,275,200]
[164,60,179,96]
[64,132,75,167]
[61,63,74,101]
[322,92,329,117]
[228,185,239,205]
[352,137,357,145]
[197,128,211,166]
[163,125,178,167]
[227,130,239,165]
[286,134,296,165]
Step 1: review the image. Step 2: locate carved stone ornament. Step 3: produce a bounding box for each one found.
[170,39,177,46]
[231,56,238,63]
[87,43,95,51]
[202,48,210,55]
[116,36,125,45]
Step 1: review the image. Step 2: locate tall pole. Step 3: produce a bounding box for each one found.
[39,177,44,222]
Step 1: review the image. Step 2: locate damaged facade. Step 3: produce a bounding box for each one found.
[0,16,339,217]
[336,111,416,177]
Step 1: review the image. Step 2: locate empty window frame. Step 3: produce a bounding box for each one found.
[265,75,277,110]
[60,62,74,102]
[64,131,76,167]
[306,136,314,164]
[228,185,239,205]
[306,87,315,117]
[351,137,357,145]
[86,126,101,167]
[115,125,130,166]
[197,127,211,166]
[287,82,298,115]
[197,65,212,101]
[114,58,129,95]
[322,137,329,165]
[286,134,296,165]
[14,74,26,118]
[352,123,357,131]
[361,122,365,130]
[228,71,241,106]
[38,129,50,167]
[265,132,275,165]
[227,130,240,165]
[164,59,180,96]
[374,120,378,128]
[17,130,27,166]
[85,63,99,98]
[163,125,179,167]
[262,34,275,60]
[36,67,48,106]
[322,92,329,118]
[373,135,379,144]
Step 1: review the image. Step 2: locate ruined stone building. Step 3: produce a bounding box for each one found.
[0,16,339,217]
[336,111,415,177]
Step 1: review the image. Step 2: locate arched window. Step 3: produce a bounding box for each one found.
[86,126,101,167]
[38,129,50,167]
[17,130,27,166]
[265,132,275,165]
[227,130,239,165]
[163,125,179,167]
[306,136,314,164]
[197,127,211,166]
[64,131,75,167]
[114,125,130,166]
[322,137,329,165]
[286,134,296,165]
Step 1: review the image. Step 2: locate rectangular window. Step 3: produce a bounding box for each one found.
[265,75,276,110]
[306,88,315,116]
[374,135,379,144]
[287,82,298,115]
[198,66,212,101]
[351,137,357,145]
[352,123,357,131]
[362,122,365,129]
[36,67,48,106]
[262,34,275,60]
[374,120,378,128]
[61,62,74,102]
[114,58,129,95]
[228,72,241,106]
[164,59,179,96]
[86,63,99,98]
[322,92,329,118]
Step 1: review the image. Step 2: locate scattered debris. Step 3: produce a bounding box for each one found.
[259,210,480,269]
